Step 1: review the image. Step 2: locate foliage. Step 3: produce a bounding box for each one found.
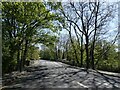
[2,2,119,73]
[2,2,61,73]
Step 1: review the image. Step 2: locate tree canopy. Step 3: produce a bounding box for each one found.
[2,2,120,73]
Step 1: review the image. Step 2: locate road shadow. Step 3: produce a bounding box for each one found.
[2,63,120,88]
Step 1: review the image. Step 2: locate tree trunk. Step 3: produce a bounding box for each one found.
[54,44,57,60]
[17,49,20,71]
[22,40,28,68]
[74,26,83,67]
[66,41,69,60]
[90,2,99,70]
[80,34,84,67]
[69,31,79,65]
[85,36,89,69]
[90,46,95,69]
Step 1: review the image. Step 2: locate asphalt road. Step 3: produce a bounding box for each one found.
[2,60,120,88]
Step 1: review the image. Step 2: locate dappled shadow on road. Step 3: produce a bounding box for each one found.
[2,63,120,88]
[96,71,120,88]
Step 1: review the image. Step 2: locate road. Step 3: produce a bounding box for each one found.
[2,60,120,88]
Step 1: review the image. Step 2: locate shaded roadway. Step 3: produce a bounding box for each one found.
[2,60,120,88]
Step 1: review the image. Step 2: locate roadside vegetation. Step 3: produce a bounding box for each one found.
[2,2,120,74]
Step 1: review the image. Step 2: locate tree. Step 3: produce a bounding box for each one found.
[2,2,61,73]
[58,1,116,69]
[95,40,119,72]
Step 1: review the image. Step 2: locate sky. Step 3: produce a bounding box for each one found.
[37,1,119,50]
[60,1,119,42]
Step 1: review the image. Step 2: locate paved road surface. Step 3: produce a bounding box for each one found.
[2,60,120,88]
